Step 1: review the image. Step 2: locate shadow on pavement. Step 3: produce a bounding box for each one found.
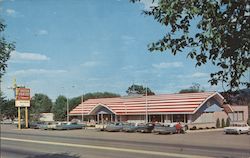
[26,153,80,158]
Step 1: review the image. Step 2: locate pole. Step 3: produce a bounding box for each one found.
[18,107,21,130]
[81,94,84,122]
[67,97,69,122]
[25,107,28,128]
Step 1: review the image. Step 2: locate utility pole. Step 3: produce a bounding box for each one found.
[81,93,84,122]
[67,97,69,122]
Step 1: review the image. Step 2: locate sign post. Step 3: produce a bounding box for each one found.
[18,107,21,130]
[25,107,28,128]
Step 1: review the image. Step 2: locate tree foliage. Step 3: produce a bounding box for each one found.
[30,93,53,114]
[0,21,15,78]
[126,84,155,95]
[132,0,250,91]
[179,83,205,93]
[52,95,67,121]
[216,118,221,128]
[0,99,16,119]
[221,118,225,128]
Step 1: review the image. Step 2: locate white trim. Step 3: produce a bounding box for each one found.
[193,92,224,114]
[88,103,117,115]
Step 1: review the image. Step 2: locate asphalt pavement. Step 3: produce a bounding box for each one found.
[1,124,250,158]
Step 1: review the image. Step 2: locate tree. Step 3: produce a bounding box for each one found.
[226,117,230,127]
[179,83,205,93]
[30,93,53,114]
[221,118,225,128]
[0,21,15,79]
[52,95,67,121]
[0,99,16,119]
[131,0,250,91]
[216,118,220,128]
[126,84,155,95]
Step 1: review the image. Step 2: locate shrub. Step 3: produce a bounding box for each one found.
[190,126,197,130]
[221,118,225,128]
[226,118,230,127]
[216,118,220,128]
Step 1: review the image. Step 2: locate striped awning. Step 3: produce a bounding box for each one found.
[70,92,224,115]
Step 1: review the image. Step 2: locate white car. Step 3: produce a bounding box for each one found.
[224,123,249,134]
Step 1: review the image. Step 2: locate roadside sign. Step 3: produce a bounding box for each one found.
[15,88,31,107]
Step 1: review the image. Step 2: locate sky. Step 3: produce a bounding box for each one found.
[1,0,223,100]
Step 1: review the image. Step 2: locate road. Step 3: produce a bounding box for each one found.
[1,124,250,158]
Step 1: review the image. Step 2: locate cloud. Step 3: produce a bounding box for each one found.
[176,72,209,79]
[152,62,183,69]
[80,61,99,67]
[191,72,209,78]
[139,0,159,10]
[36,29,48,35]
[10,69,67,76]
[6,8,16,16]
[10,51,50,62]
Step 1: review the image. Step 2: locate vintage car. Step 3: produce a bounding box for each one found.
[105,122,124,132]
[224,123,250,134]
[40,122,57,130]
[122,123,139,132]
[152,123,177,134]
[136,123,155,133]
[55,122,84,130]
[29,121,45,129]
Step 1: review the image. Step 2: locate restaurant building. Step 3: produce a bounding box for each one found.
[69,92,248,128]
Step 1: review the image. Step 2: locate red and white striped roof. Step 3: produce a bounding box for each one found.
[70,92,224,115]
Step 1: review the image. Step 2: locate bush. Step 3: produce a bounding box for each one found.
[247,119,250,126]
[221,118,225,128]
[216,118,220,128]
[190,126,197,130]
[226,118,230,127]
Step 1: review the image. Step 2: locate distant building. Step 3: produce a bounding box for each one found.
[39,113,54,122]
[69,92,248,128]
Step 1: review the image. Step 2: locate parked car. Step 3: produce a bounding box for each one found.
[152,123,178,134]
[136,123,155,133]
[13,118,24,125]
[55,122,84,130]
[224,123,250,134]
[123,123,139,132]
[1,119,13,124]
[95,124,107,131]
[29,121,45,129]
[40,122,57,130]
[105,122,124,132]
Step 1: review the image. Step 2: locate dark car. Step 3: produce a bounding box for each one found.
[136,123,155,133]
[29,121,45,129]
[105,122,124,132]
[152,123,177,134]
